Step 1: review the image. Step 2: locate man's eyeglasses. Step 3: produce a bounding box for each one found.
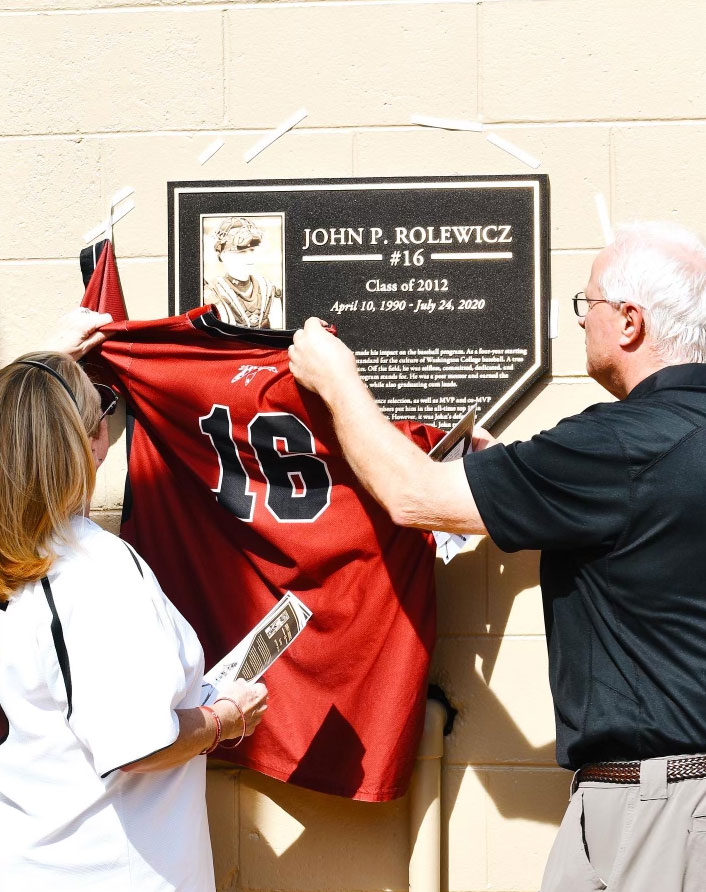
[573,292,614,318]
[95,383,118,422]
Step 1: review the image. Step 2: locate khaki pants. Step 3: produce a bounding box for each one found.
[541,757,706,892]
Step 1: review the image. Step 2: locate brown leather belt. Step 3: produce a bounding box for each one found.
[575,755,706,789]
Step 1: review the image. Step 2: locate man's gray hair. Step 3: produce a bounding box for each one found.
[599,221,706,364]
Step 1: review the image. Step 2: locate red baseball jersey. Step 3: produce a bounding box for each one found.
[83,247,440,800]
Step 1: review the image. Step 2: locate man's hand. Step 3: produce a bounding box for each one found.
[288,317,360,405]
[47,307,114,360]
[472,425,498,452]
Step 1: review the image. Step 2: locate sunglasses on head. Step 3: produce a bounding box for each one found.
[17,360,119,423]
[94,383,118,421]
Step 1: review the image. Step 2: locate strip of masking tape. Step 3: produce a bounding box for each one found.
[594,192,614,245]
[244,108,308,163]
[198,138,225,166]
[110,186,134,208]
[105,193,113,244]
[411,114,483,132]
[550,298,559,339]
[83,200,135,244]
[485,132,541,169]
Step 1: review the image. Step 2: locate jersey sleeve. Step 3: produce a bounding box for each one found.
[464,412,630,553]
[79,240,128,321]
[55,545,189,778]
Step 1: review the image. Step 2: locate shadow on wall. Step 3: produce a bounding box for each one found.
[432,536,568,798]
[207,766,413,892]
[432,538,571,890]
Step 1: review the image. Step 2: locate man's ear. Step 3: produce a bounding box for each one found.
[619,302,645,347]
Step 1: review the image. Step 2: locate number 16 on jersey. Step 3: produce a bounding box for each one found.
[199,406,332,523]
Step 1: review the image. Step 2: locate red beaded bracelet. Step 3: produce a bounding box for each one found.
[199,706,222,755]
[214,697,247,749]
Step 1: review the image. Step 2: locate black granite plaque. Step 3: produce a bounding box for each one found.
[168,176,550,429]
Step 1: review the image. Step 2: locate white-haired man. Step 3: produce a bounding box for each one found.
[288,222,706,891]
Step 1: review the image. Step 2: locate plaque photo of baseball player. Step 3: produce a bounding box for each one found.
[201,214,285,329]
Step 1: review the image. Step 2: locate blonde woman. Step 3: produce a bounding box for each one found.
[0,352,268,891]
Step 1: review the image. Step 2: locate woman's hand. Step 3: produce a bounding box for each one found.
[121,679,269,774]
[47,307,114,360]
[214,678,269,740]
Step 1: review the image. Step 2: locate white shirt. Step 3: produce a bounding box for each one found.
[0,517,215,891]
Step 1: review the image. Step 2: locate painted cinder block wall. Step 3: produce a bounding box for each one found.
[1,1,705,889]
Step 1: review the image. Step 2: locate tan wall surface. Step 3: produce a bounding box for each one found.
[2,0,705,890]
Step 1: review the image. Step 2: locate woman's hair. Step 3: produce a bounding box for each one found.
[0,352,101,601]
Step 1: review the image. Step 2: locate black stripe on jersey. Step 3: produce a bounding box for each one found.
[80,239,109,287]
[194,309,296,347]
[42,577,74,721]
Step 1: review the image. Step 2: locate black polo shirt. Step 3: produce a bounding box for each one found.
[465,364,706,770]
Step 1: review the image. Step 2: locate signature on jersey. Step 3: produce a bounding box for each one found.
[230,365,278,386]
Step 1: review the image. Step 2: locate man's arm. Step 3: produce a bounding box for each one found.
[288,318,489,535]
